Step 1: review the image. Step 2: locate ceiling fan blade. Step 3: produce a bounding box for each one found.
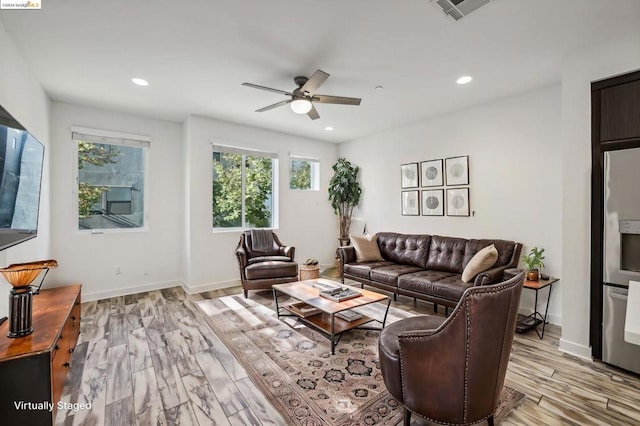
[313,94,361,105]
[307,104,320,120]
[300,70,330,95]
[242,82,293,96]
[256,99,292,112]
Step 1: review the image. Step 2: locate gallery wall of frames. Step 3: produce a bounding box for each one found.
[400,156,470,217]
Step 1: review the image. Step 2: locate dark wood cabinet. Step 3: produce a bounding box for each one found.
[600,79,640,142]
[0,285,81,425]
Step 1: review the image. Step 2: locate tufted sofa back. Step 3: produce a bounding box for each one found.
[425,235,468,273]
[374,233,519,274]
[377,232,432,268]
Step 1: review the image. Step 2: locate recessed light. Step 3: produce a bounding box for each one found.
[131,78,149,87]
[325,126,334,131]
[456,76,473,85]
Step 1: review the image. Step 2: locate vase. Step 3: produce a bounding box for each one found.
[526,269,539,281]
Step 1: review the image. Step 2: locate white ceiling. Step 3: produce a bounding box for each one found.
[1,0,640,143]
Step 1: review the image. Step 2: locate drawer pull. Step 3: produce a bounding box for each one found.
[71,315,77,321]
[69,348,74,354]
[54,344,59,351]
[63,362,70,368]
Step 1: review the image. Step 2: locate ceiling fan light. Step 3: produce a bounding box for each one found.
[291,99,312,114]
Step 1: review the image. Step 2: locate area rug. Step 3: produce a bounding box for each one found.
[195,294,524,425]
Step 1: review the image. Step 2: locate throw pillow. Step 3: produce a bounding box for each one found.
[351,234,384,262]
[461,244,498,283]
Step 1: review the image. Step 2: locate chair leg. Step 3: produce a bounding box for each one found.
[404,408,411,426]
[243,289,248,298]
[487,414,494,426]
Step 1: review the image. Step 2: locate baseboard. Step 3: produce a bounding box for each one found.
[558,338,593,361]
[182,278,241,294]
[82,280,182,302]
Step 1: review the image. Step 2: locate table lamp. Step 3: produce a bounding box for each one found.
[0,259,58,337]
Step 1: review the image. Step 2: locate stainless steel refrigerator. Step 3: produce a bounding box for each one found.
[602,147,640,373]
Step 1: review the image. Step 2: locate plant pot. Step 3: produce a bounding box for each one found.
[526,269,539,281]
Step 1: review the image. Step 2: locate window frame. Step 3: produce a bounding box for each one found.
[72,126,150,234]
[212,143,279,232]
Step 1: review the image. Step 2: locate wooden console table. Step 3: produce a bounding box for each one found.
[0,285,81,425]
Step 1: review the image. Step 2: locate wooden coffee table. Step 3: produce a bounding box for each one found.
[272,279,391,354]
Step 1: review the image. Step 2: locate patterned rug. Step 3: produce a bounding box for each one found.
[195,293,524,425]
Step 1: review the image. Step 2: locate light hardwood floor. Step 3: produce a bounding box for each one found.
[55,278,640,426]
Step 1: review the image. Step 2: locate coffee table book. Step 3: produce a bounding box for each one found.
[319,288,361,302]
[286,302,322,318]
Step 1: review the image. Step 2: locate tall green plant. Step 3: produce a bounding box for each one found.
[328,158,362,242]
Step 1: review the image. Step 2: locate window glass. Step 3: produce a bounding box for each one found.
[213,150,277,229]
[289,158,320,190]
[76,140,146,230]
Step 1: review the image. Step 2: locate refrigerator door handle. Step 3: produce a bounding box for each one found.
[610,292,629,302]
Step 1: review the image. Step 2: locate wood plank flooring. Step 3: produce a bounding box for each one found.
[55,277,640,425]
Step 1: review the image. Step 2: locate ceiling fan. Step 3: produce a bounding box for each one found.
[242,69,361,120]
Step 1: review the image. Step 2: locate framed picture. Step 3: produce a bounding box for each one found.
[445,156,469,186]
[401,163,419,188]
[446,188,470,217]
[401,190,420,216]
[421,189,444,216]
[420,159,443,187]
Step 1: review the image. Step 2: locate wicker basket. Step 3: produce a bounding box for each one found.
[299,264,320,281]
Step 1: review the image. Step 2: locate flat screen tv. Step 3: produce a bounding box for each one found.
[0,104,45,252]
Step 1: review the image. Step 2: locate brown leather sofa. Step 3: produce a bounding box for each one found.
[378,271,525,425]
[337,232,521,308]
[235,231,298,297]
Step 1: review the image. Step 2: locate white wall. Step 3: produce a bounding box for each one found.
[183,115,338,293]
[339,85,563,322]
[559,30,640,359]
[48,102,184,301]
[0,21,51,317]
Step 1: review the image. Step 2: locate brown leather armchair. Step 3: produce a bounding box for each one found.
[235,230,298,298]
[378,271,524,425]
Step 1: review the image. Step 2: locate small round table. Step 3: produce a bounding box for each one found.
[299,264,320,281]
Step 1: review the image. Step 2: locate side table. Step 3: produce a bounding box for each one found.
[299,264,320,281]
[515,277,559,339]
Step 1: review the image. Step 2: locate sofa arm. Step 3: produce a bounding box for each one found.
[235,245,248,280]
[282,246,295,261]
[473,272,491,287]
[336,246,357,275]
[477,265,510,283]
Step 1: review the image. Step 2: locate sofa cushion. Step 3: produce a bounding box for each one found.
[370,264,424,286]
[351,234,384,262]
[425,236,467,273]
[344,261,394,280]
[377,233,431,268]
[463,239,516,268]
[245,261,297,280]
[398,271,472,302]
[461,244,498,283]
[248,256,292,265]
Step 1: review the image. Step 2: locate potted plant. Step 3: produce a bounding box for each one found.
[328,158,362,246]
[522,247,545,281]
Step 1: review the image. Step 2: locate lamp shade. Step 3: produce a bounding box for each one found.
[291,98,312,114]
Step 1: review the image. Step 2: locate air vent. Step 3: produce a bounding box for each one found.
[433,0,491,21]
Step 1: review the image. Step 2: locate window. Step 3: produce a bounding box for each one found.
[212,144,278,229]
[73,128,149,231]
[289,155,320,190]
